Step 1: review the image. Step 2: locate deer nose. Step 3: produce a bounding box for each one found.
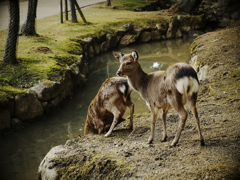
[116,71,122,76]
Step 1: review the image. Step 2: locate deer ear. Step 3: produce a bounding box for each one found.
[131,51,139,61]
[112,51,123,60]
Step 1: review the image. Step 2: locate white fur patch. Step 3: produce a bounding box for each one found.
[118,84,126,94]
[175,77,199,95]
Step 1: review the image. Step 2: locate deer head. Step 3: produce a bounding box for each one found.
[113,51,139,76]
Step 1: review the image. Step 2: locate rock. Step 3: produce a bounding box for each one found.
[100,41,108,52]
[38,139,131,180]
[0,109,11,130]
[151,29,161,40]
[0,98,14,117]
[31,81,62,102]
[11,117,23,126]
[15,91,44,121]
[138,31,152,42]
[38,145,66,180]
[106,33,118,49]
[231,12,240,20]
[114,30,125,42]
[166,17,180,38]
[156,22,169,35]
[122,24,134,31]
[119,34,138,46]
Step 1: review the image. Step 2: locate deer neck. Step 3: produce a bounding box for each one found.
[127,66,148,92]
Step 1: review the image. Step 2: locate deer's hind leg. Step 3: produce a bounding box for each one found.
[104,106,124,137]
[167,92,188,146]
[190,93,205,146]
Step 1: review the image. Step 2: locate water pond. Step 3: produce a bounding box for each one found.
[0,38,193,180]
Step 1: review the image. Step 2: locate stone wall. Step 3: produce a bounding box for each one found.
[0,14,207,131]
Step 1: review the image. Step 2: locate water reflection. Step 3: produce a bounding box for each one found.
[0,38,193,180]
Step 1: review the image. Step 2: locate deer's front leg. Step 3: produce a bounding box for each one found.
[161,109,168,142]
[128,102,134,129]
[148,107,159,144]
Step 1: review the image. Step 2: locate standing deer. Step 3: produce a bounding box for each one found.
[113,50,204,146]
[84,77,134,137]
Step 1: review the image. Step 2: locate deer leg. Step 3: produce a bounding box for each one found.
[171,107,187,146]
[191,106,205,146]
[148,107,159,144]
[161,109,168,142]
[104,109,121,137]
[128,102,134,129]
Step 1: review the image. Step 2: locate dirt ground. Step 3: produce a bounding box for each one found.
[40,22,240,180]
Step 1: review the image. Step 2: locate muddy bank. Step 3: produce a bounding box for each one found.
[38,22,240,179]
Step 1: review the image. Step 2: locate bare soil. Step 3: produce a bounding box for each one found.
[44,22,240,180]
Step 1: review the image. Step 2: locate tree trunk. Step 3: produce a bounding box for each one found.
[3,0,19,64]
[70,0,78,23]
[170,0,203,14]
[106,0,111,6]
[21,0,38,36]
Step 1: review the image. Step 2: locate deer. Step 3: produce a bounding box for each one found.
[113,50,204,146]
[84,77,134,137]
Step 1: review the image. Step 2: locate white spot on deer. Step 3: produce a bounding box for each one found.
[118,84,126,94]
[175,77,199,95]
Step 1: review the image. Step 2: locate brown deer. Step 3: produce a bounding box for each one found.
[113,50,204,146]
[84,77,134,137]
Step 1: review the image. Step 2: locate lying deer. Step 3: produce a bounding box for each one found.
[84,77,134,137]
[113,50,204,146]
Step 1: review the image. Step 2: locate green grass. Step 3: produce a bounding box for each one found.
[0,1,169,102]
[112,0,155,10]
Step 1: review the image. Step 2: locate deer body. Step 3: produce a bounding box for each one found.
[113,51,204,146]
[84,77,134,137]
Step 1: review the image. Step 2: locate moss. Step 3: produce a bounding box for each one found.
[112,0,153,11]
[55,153,132,180]
[64,38,84,55]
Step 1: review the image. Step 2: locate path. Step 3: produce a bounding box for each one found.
[0,0,104,31]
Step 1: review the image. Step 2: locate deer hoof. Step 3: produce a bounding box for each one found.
[104,133,110,137]
[161,136,168,142]
[127,124,133,130]
[200,140,205,146]
[147,138,153,144]
[170,141,178,147]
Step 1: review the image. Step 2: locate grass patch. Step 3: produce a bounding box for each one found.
[0,1,170,103]
[112,0,155,10]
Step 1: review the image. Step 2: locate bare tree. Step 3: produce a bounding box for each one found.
[21,0,38,36]
[3,0,19,64]
[106,0,111,6]
[70,0,78,23]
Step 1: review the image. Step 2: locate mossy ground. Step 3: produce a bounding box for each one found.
[0,0,169,102]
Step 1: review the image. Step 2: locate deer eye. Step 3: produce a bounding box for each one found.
[126,62,132,65]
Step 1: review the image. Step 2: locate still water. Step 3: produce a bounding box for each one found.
[0,38,193,180]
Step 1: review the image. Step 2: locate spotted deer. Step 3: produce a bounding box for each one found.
[113,50,204,146]
[84,77,134,137]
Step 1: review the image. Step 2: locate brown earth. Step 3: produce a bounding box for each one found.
[39,21,240,180]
